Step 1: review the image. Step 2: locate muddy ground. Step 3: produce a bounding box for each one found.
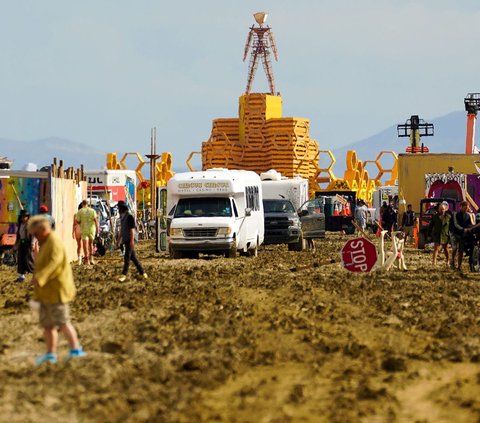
[1,234,480,423]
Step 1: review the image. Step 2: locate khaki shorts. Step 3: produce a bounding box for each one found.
[404,226,414,237]
[39,303,70,328]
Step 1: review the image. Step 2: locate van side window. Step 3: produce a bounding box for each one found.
[245,185,260,211]
[232,200,239,217]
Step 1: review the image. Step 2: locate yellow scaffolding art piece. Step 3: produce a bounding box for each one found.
[200,92,398,203]
[317,150,398,204]
[202,93,320,195]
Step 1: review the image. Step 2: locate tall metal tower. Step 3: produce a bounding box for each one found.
[397,115,434,153]
[465,93,480,154]
[243,12,278,95]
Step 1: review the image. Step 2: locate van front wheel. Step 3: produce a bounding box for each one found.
[226,244,237,259]
[170,248,183,259]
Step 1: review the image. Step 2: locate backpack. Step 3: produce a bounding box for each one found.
[95,237,106,256]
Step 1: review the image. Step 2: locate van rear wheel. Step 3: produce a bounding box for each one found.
[249,238,259,257]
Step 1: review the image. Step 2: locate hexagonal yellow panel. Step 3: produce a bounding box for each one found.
[293,139,309,161]
[374,150,398,186]
[316,150,337,183]
[186,151,202,172]
[119,152,146,183]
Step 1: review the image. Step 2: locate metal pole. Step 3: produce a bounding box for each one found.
[146,127,160,220]
[152,127,158,219]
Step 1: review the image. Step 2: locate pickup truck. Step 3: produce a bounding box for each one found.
[263,198,326,251]
[263,199,303,251]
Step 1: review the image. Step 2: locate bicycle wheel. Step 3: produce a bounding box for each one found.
[470,245,480,272]
[103,233,114,252]
[3,250,17,266]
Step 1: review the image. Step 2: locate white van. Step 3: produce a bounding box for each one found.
[167,169,264,259]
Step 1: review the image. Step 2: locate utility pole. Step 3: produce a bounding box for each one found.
[146,127,160,218]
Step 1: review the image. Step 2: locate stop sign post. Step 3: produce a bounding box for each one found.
[341,237,377,272]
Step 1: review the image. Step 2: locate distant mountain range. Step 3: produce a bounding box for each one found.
[0,137,106,170]
[0,110,471,174]
[330,110,467,175]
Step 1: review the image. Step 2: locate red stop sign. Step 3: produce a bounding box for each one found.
[341,237,377,273]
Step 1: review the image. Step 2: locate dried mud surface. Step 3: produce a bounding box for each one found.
[1,234,480,423]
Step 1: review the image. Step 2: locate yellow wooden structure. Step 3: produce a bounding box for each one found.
[201,92,398,202]
[398,153,480,213]
[202,93,319,193]
[316,150,398,204]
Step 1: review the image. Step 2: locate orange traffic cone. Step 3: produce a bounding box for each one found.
[345,202,351,216]
[334,203,340,216]
[413,222,419,247]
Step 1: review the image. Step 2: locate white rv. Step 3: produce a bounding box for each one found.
[167,169,264,259]
[260,170,309,210]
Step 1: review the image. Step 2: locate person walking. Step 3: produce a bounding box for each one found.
[450,201,474,270]
[400,204,417,244]
[15,210,34,282]
[380,201,388,217]
[76,200,99,265]
[117,201,148,282]
[354,200,368,233]
[382,205,397,234]
[28,215,86,365]
[428,202,451,267]
[72,203,84,265]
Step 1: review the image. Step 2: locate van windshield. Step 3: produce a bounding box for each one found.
[263,200,296,213]
[174,198,232,218]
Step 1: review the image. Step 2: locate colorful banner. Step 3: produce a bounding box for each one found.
[0,176,48,234]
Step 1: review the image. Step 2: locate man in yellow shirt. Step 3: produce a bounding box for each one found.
[28,215,86,365]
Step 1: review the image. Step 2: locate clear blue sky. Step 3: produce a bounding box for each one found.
[1,0,480,166]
